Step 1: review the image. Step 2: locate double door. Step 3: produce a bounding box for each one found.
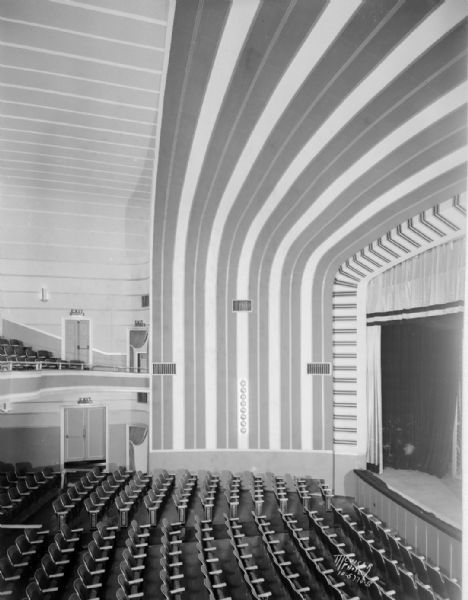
[64,406,105,463]
[64,319,90,363]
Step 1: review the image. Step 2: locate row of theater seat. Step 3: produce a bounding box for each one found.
[297,477,437,600]
[0,337,85,371]
[252,477,314,600]
[0,467,461,600]
[195,514,231,600]
[0,466,59,524]
[345,503,461,600]
[142,470,175,526]
[291,475,462,600]
[277,476,362,600]
[225,513,273,599]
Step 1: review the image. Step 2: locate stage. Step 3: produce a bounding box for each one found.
[377,468,462,530]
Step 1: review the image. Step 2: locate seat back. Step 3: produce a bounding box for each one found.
[0,556,17,580]
[73,578,90,600]
[399,568,417,596]
[16,534,34,557]
[116,588,127,600]
[77,564,94,587]
[84,497,98,514]
[83,552,98,575]
[25,581,43,600]
[41,554,58,578]
[54,532,72,553]
[34,567,50,590]
[444,577,462,600]
[416,581,436,600]
[7,545,28,567]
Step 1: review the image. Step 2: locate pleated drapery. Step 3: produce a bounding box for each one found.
[129,330,148,349]
[366,326,382,472]
[129,424,148,471]
[367,238,465,318]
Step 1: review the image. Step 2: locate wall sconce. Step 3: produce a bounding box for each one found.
[40,287,49,302]
[0,401,11,413]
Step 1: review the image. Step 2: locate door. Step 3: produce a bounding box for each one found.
[64,407,86,462]
[64,319,90,362]
[86,407,106,460]
[64,407,106,463]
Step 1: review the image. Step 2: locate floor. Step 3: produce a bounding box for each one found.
[377,468,462,529]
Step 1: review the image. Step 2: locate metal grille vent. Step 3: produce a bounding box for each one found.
[307,362,331,375]
[233,300,252,312]
[141,294,149,307]
[153,363,176,375]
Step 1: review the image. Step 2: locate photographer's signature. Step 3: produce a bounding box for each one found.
[333,555,373,586]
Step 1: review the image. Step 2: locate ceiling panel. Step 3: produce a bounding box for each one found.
[0,0,171,266]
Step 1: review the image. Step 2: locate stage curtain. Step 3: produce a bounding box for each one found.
[366,325,382,472]
[367,238,465,316]
[128,424,148,471]
[381,313,462,477]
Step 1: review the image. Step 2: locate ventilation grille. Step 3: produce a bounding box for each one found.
[141,294,149,308]
[153,363,176,375]
[233,299,252,312]
[307,362,331,375]
[137,392,148,404]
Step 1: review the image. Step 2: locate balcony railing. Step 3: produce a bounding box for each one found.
[0,360,148,374]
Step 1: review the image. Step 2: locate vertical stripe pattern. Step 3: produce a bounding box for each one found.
[151,0,467,452]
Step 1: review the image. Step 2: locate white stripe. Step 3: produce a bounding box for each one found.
[1,157,153,180]
[0,16,164,51]
[0,99,156,126]
[45,0,167,25]
[0,42,161,74]
[200,0,361,451]
[3,192,148,211]
[2,166,152,189]
[3,174,149,195]
[0,81,157,110]
[2,182,148,201]
[237,317,250,449]
[0,137,152,161]
[234,1,467,450]
[0,63,159,94]
[0,206,147,222]
[0,126,154,150]
[171,0,260,450]
[149,0,176,452]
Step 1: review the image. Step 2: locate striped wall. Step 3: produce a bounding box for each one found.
[150,0,467,467]
[0,0,174,356]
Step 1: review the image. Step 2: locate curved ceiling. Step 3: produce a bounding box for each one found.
[0,0,172,350]
[152,0,467,451]
[0,0,172,286]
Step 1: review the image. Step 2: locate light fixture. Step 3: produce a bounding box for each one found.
[40,287,49,302]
